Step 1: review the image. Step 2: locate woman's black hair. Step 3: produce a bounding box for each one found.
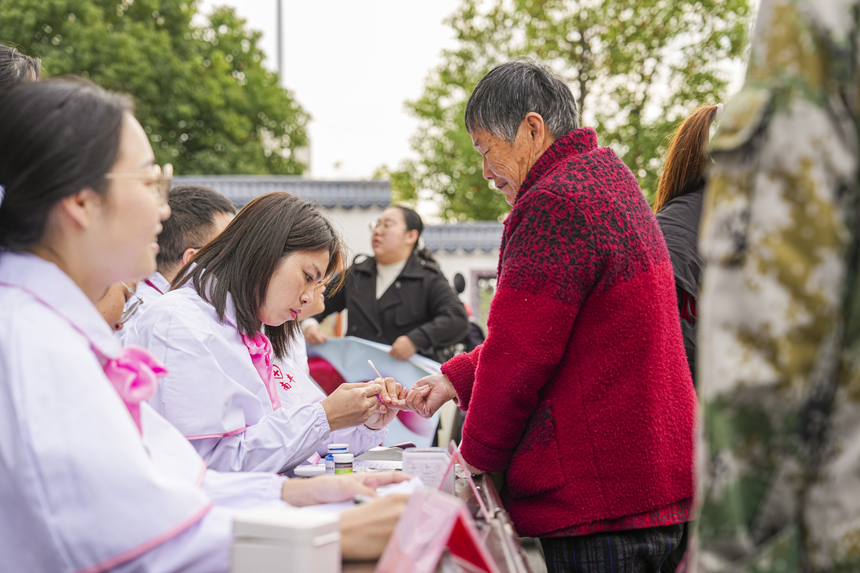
[0,77,132,251]
[0,44,40,98]
[388,205,437,263]
[171,192,345,360]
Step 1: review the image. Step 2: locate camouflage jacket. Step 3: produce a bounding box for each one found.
[692,0,860,571]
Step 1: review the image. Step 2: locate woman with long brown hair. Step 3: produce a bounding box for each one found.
[0,78,409,571]
[124,192,406,475]
[652,104,718,573]
[654,104,719,384]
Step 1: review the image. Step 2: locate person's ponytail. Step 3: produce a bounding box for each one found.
[413,238,438,265]
[653,105,718,213]
[390,205,439,264]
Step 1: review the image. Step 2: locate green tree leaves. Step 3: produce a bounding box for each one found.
[389,0,751,220]
[0,0,309,175]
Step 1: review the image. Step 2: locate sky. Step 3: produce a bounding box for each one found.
[197,1,750,184]
[197,0,461,180]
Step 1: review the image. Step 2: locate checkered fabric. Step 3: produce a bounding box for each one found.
[540,523,684,573]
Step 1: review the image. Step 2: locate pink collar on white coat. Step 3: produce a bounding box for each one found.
[0,253,169,434]
[182,278,282,411]
[143,271,170,296]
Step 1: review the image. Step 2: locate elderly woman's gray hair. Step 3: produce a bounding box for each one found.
[464,59,579,143]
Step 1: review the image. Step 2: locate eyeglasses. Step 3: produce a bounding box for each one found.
[369,218,398,232]
[119,282,143,326]
[104,164,173,205]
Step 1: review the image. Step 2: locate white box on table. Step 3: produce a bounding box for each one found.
[231,506,341,573]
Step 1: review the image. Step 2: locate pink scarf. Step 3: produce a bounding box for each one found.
[102,345,167,434]
[241,332,282,411]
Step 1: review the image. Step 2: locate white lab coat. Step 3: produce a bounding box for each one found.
[123,280,385,473]
[117,271,169,344]
[140,271,171,302]
[0,252,287,573]
[123,271,310,373]
[287,332,310,375]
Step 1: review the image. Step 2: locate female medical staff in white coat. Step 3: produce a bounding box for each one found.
[0,77,407,572]
[124,192,407,473]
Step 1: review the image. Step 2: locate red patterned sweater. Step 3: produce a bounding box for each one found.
[441,128,696,537]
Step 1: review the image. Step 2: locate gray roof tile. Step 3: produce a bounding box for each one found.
[423,222,503,253]
[171,176,391,209]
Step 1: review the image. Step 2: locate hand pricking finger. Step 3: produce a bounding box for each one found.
[391,382,404,407]
[374,377,391,404]
[383,377,398,405]
[364,383,383,396]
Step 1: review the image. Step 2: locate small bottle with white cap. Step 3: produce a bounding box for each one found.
[324,444,349,475]
[333,453,354,475]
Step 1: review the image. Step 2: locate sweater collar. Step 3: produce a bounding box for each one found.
[516,127,598,203]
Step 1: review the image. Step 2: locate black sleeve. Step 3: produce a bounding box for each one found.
[405,272,470,353]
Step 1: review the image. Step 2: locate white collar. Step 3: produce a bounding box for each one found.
[182,273,240,329]
[143,271,170,295]
[0,251,120,358]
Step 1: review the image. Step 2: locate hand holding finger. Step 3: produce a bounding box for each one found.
[404,384,431,412]
[322,382,386,431]
[383,377,400,405]
[373,376,391,404]
[362,383,383,397]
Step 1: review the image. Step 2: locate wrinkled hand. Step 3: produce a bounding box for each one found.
[341,494,410,561]
[321,382,383,431]
[404,373,456,419]
[388,335,417,360]
[365,377,408,430]
[304,322,327,345]
[280,471,410,507]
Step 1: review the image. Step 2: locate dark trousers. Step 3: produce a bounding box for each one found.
[540,523,685,573]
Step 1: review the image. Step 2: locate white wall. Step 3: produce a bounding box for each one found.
[321,206,499,327]
[323,205,383,265]
[432,250,498,323]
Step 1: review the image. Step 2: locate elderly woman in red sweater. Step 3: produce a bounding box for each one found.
[405,59,696,573]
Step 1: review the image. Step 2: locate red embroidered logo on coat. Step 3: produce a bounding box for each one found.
[276,367,294,391]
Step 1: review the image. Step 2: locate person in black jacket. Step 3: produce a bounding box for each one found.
[653,104,718,386]
[652,104,718,573]
[303,205,469,362]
